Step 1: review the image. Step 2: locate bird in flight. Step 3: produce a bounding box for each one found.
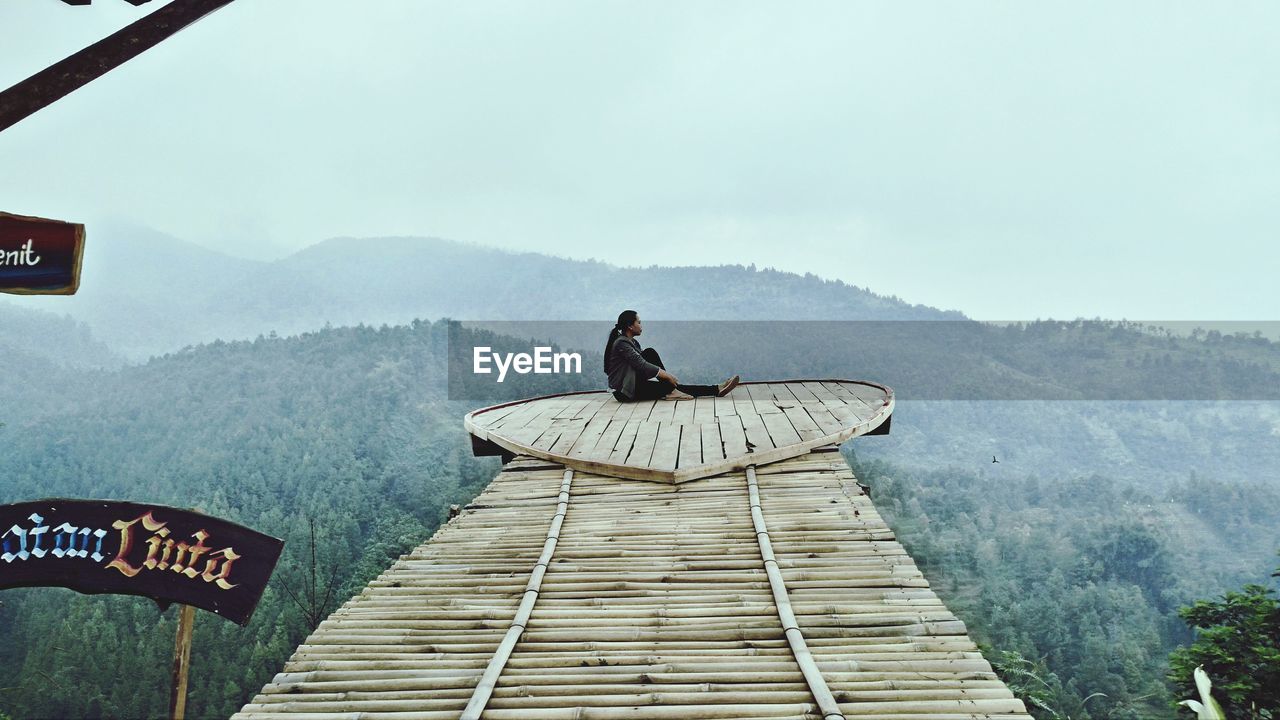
[992,455,1000,464]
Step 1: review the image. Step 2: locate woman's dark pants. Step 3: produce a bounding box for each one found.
[614,348,719,402]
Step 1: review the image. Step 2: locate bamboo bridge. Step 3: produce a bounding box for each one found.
[234,381,1030,719]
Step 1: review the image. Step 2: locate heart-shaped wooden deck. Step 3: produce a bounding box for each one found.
[465,380,893,483]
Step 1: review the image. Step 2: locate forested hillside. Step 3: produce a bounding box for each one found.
[1,315,1278,718]
[0,320,499,718]
[850,450,1280,718]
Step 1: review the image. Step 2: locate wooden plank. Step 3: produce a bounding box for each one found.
[627,400,657,423]
[719,413,749,459]
[563,407,615,455]
[607,400,637,424]
[649,422,681,472]
[701,421,725,464]
[825,381,884,411]
[555,397,595,420]
[747,384,782,414]
[604,419,642,465]
[738,407,776,452]
[677,423,703,470]
[802,381,842,407]
[713,396,737,417]
[762,410,804,447]
[468,402,523,428]
[571,395,611,420]
[486,394,573,427]
[671,398,696,426]
[530,422,568,451]
[769,383,800,407]
[647,399,676,424]
[693,397,716,425]
[821,380,859,401]
[624,420,660,467]
[782,405,825,441]
[803,404,845,436]
[508,405,564,445]
[819,381,873,414]
[583,417,627,461]
[826,401,863,425]
[787,383,820,404]
[834,382,886,410]
[483,400,547,433]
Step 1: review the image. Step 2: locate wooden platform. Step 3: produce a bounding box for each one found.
[235,450,1029,720]
[465,380,893,483]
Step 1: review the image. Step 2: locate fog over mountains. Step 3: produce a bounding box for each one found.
[2,223,957,361]
[3,223,1278,489]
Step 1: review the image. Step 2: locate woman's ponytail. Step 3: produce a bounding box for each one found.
[603,310,638,373]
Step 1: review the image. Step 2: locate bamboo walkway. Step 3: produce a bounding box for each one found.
[235,449,1030,719]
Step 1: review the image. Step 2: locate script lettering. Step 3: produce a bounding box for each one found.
[107,511,167,577]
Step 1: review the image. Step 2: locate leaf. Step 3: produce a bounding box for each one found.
[1182,667,1226,720]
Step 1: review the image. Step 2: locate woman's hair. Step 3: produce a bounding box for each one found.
[603,310,639,373]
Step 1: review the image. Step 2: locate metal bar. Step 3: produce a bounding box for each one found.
[0,0,237,132]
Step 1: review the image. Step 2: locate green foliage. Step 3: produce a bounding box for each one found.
[990,649,1075,718]
[0,320,501,718]
[1168,557,1280,720]
[850,451,1280,720]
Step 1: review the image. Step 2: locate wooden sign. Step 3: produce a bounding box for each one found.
[0,499,283,625]
[0,212,85,295]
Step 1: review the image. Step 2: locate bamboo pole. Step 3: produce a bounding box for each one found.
[746,464,846,720]
[459,469,574,720]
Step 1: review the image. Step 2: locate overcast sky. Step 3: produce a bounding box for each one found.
[1,1,1276,320]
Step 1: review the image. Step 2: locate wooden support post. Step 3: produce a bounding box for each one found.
[0,0,238,132]
[168,604,196,720]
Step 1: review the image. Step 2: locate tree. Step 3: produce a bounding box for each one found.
[274,516,341,632]
[1168,553,1280,719]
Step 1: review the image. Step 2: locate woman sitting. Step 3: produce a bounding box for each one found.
[604,310,739,402]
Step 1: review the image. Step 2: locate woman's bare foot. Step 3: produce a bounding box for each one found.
[717,375,741,397]
[663,389,695,400]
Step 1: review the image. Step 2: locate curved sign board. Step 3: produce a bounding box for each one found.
[465,379,893,483]
[0,500,283,625]
[0,212,85,295]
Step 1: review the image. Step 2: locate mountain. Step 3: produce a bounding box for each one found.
[0,302,118,370]
[5,227,960,360]
[2,222,264,360]
[6,225,1279,488]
